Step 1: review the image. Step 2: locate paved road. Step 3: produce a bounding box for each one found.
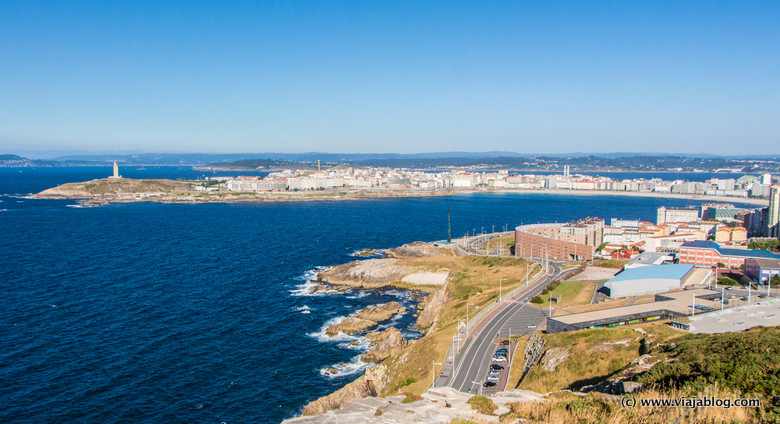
[438,262,577,395]
[461,232,513,256]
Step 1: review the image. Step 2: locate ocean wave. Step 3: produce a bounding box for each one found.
[319,355,373,378]
[294,305,311,315]
[382,289,414,301]
[289,267,334,297]
[338,336,371,351]
[307,315,362,343]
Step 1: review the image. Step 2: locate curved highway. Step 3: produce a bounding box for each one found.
[437,262,577,394]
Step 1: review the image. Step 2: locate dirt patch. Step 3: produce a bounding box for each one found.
[569,267,619,281]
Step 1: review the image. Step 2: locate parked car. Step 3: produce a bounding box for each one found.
[490,364,505,371]
[500,340,510,345]
[483,381,496,387]
[486,374,500,382]
[492,355,507,362]
[526,324,536,329]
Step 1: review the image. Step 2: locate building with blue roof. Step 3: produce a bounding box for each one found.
[679,241,780,268]
[605,264,697,298]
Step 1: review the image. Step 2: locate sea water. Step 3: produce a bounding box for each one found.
[0,167,754,423]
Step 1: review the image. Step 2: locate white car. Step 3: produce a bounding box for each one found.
[486,374,500,382]
[492,355,507,362]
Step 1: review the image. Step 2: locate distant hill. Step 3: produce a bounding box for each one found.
[0,154,100,167]
[5,151,780,170]
[203,154,780,173]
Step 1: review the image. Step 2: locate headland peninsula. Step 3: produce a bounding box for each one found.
[31,176,771,207]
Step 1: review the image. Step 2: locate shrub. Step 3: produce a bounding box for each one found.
[467,396,498,415]
[531,296,544,304]
[399,377,417,387]
[636,327,779,420]
[717,276,738,286]
[400,392,423,403]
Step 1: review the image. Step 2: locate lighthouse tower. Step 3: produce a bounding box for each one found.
[110,161,121,179]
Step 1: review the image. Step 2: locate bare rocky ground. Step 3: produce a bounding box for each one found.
[285,387,546,423]
[324,302,407,336]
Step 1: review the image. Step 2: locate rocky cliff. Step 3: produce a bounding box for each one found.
[415,284,450,331]
[361,327,408,363]
[302,364,389,416]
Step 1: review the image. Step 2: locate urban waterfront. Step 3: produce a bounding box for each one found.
[0,168,757,423]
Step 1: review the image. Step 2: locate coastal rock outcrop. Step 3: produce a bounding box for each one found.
[302,364,388,416]
[318,259,411,289]
[384,241,442,258]
[355,301,406,322]
[415,284,450,331]
[325,317,377,336]
[325,302,406,336]
[361,327,408,363]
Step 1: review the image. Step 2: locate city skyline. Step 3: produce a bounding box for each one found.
[2,1,779,155]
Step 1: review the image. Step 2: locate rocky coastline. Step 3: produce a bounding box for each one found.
[298,241,455,417]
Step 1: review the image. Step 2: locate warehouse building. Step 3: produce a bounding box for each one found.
[604,264,697,298]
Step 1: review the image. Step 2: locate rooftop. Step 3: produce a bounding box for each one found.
[608,264,695,284]
[552,288,719,325]
[682,241,780,259]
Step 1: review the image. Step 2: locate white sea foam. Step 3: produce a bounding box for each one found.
[295,305,311,314]
[289,267,334,297]
[345,291,370,299]
[338,336,371,351]
[319,355,374,378]
[307,315,362,343]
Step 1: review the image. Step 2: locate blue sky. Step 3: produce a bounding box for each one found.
[1,1,778,156]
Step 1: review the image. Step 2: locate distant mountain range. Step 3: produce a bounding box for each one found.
[2,152,779,172]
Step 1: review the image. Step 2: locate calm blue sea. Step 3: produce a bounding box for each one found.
[0,167,757,423]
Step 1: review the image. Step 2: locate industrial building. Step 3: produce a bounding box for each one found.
[604,264,698,299]
[678,240,780,268]
[745,258,780,283]
[623,251,675,269]
[546,288,721,333]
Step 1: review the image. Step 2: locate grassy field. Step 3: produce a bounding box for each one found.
[505,326,777,423]
[511,322,683,393]
[533,282,594,308]
[592,258,630,269]
[507,387,757,424]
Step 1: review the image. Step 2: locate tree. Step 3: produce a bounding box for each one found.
[770,275,780,287]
